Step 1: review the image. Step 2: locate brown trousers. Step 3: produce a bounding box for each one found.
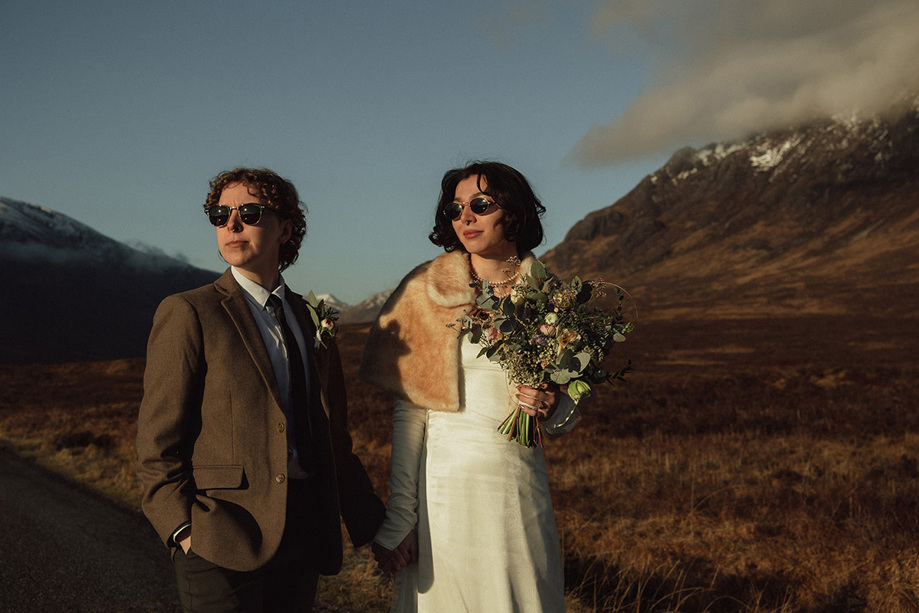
[173,478,330,612]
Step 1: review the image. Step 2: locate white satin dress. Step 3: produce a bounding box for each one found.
[375,342,581,613]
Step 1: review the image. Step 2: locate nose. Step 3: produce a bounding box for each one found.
[458,203,476,224]
[226,209,243,232]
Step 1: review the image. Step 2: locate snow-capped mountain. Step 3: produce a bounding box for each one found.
[0,197,199,272]
[314,293,351,315]
[338,289,394,324]
[0,197,110,245]
[543,97,919,321]
[1,198,219,364]
[7,98,916,362]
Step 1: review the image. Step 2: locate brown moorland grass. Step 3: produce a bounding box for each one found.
[1,314,917,612]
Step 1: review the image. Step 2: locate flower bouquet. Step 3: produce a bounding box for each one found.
[305,291,339,349]
[451,259,633,447]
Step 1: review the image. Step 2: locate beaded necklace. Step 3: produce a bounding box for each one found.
[470,267,520,287]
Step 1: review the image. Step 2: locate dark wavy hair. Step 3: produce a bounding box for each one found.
[204,167,307,272]
[429,161,545,253]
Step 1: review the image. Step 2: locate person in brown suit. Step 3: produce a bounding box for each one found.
[136,167,385,612]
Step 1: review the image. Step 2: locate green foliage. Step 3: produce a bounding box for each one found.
[449,258,634,446]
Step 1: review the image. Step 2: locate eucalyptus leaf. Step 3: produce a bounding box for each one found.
[573,352,592,372]
[307,303,321,328]
[530,260,546,279]
[551,370,577,385]
[613,332,626,342]
[498,318,516,334]
[558,349,573,369]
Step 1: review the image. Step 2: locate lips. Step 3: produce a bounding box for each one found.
[463,230,482,239]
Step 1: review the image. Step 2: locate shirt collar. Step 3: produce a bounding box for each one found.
[230,266,286,309]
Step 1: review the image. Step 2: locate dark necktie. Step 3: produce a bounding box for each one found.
[267,294,320,474]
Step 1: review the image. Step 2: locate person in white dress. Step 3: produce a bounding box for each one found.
[359,161,580,612]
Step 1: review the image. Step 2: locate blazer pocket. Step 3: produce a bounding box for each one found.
[193,464,246,490]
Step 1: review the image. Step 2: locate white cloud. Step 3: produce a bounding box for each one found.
[571,0,919,166]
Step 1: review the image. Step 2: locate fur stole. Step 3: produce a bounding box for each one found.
[359,250,535,412]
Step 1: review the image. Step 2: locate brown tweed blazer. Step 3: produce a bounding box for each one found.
[136,269,384,573]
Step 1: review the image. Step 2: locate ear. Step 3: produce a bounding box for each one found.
[279,218,294,245]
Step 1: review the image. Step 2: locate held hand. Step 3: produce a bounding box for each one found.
[394,530,418,567]
[371,541,395,575]
[372,531,418,576]
[372,541,407,576]
[516,383,559,420]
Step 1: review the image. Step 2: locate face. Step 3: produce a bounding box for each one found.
[215,182,292,285]
[451,175,517,261]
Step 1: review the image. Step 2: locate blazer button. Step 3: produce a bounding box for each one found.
[277,422,286,433]
[275,473,286,484]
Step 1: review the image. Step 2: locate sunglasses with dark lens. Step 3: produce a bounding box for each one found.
[205,203,272,227]
[443,197,498,221]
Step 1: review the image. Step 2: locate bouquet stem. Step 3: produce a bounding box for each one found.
[498,406,546,448]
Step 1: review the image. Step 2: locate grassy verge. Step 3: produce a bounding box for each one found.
[3,319,919,611]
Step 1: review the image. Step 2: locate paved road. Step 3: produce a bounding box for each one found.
[0,448,180,612]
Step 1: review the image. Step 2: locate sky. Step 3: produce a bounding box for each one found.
[2,0,916,304]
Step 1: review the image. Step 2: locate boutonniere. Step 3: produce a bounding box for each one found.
[305,291,339,349]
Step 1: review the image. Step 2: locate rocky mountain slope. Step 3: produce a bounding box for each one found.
[543,99,919,324]
[0,198,219,363]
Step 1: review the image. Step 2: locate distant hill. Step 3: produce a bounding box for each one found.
[0,198,220,364]
[8,101,917,365]
[542,98,919,322]
[339,289,394,324]
[314,293,351,315]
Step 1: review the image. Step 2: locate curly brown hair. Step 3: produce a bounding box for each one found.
[204,167,307,272]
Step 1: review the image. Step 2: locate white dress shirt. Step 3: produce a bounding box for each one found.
[231,267,312,479]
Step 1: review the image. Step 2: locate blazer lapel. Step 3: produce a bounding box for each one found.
[216,270,284,410]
